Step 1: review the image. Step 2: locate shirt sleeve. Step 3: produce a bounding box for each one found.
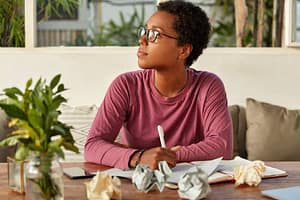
[176,75,233,161]
[84,74,136,169]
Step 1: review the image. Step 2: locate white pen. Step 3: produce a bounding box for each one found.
[157,125,166,148]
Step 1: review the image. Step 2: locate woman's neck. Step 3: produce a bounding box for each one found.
[154,68,188,98]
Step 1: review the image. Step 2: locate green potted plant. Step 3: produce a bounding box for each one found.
[0,74,79,199]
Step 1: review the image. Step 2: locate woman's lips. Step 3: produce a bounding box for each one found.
[137,49,148,57]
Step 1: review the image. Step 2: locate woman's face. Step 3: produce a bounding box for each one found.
[137,11,182,70]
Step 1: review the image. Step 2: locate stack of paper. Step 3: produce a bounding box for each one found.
[103,156,287,185]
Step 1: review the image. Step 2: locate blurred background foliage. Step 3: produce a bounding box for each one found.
[70,6,145,46]
[0,0,25,47]
[93,7,145,46]
[0,0,78,47]
[210,0,275,47]
[37,0,79,21]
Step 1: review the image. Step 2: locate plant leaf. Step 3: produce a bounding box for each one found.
[15,145,29,160]
[62,141,79,153]
[50,95,67,111]
[0,134,24,147]
[25,78,32,90]
[55,84,67,94]
[49,140,65,159]
[50,74,61,89]
[3,87,23,99]
[28,109,44,135]
[0,103,27,120]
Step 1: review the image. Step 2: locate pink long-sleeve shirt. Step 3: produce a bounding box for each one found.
[84,68,233,169]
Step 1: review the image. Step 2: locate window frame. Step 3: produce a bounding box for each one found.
[284,0,300,47]
[25,0,37,48]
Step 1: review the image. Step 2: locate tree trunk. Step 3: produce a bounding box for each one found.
[234,0,248,47]
[272,0,285,47]
[256,0,265,47]
[253,0,259,46]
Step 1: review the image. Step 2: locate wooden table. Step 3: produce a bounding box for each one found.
[0,162,299,199]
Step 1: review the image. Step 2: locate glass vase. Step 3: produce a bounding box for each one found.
[25,152,64,200]
[7,157,26,194]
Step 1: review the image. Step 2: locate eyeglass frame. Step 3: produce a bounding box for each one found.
[137,26,178,43]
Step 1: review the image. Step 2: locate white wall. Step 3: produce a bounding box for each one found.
[1,47,300,109]
[198,48,300,109]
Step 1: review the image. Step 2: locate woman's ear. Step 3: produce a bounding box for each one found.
[178,44,193,60]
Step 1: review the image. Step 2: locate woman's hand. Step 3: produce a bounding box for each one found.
[130,146,181,170]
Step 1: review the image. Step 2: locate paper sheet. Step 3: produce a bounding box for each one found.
[217,156,287,178]
[167,157,222,183]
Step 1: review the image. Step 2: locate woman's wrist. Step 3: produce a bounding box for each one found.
[129,149,145,168]
[134,149,145,167]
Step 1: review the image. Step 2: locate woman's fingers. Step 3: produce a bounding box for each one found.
[140,147,177,169]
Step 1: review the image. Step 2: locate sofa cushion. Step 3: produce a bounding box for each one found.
[246,98,300,161]
[0,109,16,162]
[229,105,247,158]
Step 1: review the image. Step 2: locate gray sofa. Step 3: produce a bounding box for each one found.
[230,98,300,161]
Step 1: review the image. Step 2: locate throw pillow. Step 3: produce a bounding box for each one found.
[246,98,300,161]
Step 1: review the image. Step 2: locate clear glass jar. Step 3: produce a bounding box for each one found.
[25,152,64,200]
[7,157,26,193]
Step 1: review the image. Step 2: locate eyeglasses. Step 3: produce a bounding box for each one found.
[137,27,177,43]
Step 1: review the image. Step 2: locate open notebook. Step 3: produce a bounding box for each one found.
[103,156,287,184]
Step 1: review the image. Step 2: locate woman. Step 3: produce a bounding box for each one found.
[84,0,233,170]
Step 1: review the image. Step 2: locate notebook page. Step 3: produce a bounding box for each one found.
[218,156,287,178]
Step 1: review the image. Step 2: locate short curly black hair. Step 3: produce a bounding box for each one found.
[157,0,211,67]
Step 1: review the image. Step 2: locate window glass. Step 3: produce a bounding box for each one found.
[0,0,25,47]
[36,0,279,48]
[36,0,217,47]
[37,0,156,47]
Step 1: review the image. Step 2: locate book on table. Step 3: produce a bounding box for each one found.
[102,156,287,184]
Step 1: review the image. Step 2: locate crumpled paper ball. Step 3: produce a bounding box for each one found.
[132,161,172,193]
[177,167,211,200]
[85,171,121,200]
[234,160,266,186]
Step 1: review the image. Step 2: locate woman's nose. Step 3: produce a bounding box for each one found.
[138,34,148,45]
